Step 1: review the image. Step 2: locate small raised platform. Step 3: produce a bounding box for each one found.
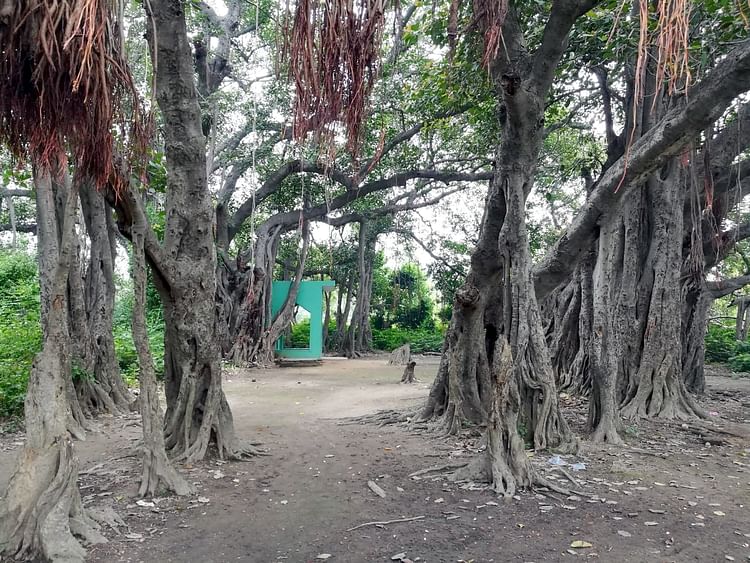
[275,358,324,368]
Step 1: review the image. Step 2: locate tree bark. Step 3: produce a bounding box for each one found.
[681,278,711,394]
[0,168,106,562]
[400,361,416,383]
[74,183,132,416]
[131,213,193,497]
[618,164,704,421]
[343,222,374,357]
[145,0,246,463]
[423,5,579,462]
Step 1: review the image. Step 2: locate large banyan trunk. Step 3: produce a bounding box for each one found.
[40,173,90,439]
[224,220,312,366]
[160,219,242,463]
[146,0,246,463]
[0,169,105,562]
[450,92,575,494]
[423,29,573,464]
[332,273,355,351]
[590,160,704,443]
[420,276,495,433]
[252,222,311,366]
[618,164,703,420]
[73,183,132,416]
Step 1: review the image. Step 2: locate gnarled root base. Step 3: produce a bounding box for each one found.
[589,414,625,445]
[76,376,132,419]
[139,449,193,497]
[138,384,193,497]
[165,386,267,463]
[0,440,106,563]
[621,353,706,421]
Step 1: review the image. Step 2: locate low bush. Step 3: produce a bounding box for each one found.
[705,324,750,375]
[705,325,737,363]
[0,251,41,420]
[113,287,165,386]
[372,326,445,354]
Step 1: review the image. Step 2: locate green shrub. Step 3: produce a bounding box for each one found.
[288,318,311,348]
[0,251,41,420]
[372,326,445,354]
[113,312,165,385]
[728,352,750,373]
[705,325,737,363]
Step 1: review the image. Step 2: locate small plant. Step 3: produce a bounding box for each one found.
[705,325,737,363]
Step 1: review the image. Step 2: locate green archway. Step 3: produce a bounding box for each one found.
[271,280,335,360]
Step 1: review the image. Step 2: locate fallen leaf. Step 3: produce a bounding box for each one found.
[617,530,632,538]
[714,511,726,516]
[316,555,332,560]
[570,540,593,549]
[391,553,406,561]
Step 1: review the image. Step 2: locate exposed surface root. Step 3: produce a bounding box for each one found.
[337,408,415,427]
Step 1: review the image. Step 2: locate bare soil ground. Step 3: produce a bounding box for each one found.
[1,358,749,563]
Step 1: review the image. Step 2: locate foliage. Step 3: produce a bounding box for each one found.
[728,351,750,373]
[113,279,165,385]
[288,318,311,348]
[372,262,435,330]
[705,324,737,363]
[705,324,750,376]
[0,250,41,420]
[372,326,444,354]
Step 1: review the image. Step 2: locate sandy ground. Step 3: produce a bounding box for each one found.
[1,358,749,563]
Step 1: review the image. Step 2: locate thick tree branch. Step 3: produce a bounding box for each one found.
[0,223,36,233]
[530,0,601,96]
[534,39,750,300]
[705,219,750,269]
[323,184,468,228]
[0,189,32,198]
[229,166,491,243]
[707,274,750,298]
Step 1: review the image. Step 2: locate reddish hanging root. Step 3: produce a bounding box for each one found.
[613,0,693,193]
[286,0,386,161]
[448,0,508,67]
[0,0,149,191]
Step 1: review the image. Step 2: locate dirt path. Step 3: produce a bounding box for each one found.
[2,360,750,562]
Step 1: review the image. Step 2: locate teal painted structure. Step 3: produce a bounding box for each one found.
[271,280,335,360]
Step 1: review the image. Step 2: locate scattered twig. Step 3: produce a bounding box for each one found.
[367,480,386,498]
[408,462,468,478]
[346,515,425,532]
[551,466,581,488]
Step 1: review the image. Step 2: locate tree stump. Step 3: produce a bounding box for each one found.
[389,344,411,365]
[401,361,416,383]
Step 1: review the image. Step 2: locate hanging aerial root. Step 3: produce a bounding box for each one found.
[0,0,150,187]
[284,0,386,159]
